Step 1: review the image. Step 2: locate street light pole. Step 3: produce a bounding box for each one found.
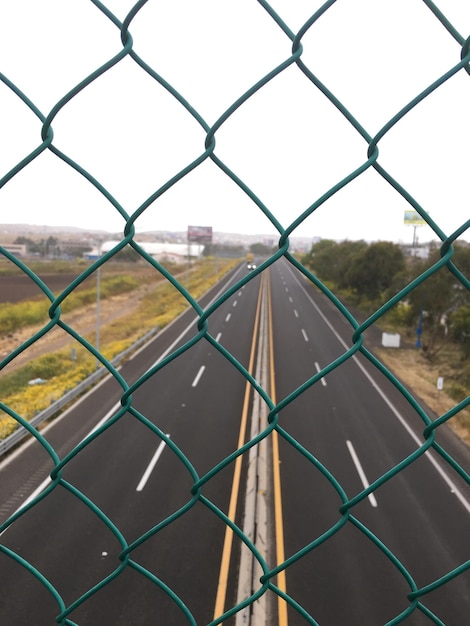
[96,242,102,369]
[96,266,100,368]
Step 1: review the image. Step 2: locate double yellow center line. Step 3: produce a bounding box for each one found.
[213,269,288,625]
[268,269,289,626]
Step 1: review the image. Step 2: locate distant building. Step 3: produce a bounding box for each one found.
[85,241,205,263]
[401,243,430,259]
[0,243,27,257]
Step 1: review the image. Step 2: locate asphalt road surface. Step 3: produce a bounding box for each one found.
[268,259,470,625]
[0,258,469,625]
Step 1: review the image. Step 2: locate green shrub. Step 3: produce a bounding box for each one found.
[0,300,50,334]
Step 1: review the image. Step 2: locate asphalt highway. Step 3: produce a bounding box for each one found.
[268,259,470,625]
[0,257,469,625]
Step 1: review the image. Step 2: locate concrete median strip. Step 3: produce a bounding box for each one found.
[236,273,270,626]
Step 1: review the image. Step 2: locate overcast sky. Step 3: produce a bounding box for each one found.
[1,0,469,245]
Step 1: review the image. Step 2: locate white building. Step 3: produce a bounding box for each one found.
[88,241,205,264]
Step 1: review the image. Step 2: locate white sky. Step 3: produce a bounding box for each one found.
[1,0,469,245]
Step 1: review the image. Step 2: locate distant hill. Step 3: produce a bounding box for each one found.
[0,223,317,252]
[0,224,108,237]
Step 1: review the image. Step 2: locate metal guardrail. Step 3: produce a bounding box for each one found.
[0,326,159,459]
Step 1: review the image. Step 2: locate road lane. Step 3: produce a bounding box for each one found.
[0,265,264,625]
[268,257,470,624]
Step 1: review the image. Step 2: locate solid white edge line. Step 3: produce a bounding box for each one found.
[285,261,470,515]
[192,365,206,387]
[2,402,120,531]
[314,362,327,387]
[136,436,170,492]
[346,440,378,508]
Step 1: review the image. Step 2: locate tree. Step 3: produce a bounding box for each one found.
[406,244,470,358]
[202,243,245,258]
[45,236,59,256]
[303,239,368,285]
[14,236,42,254]
[249,242,275,256]
[14,236,34,246]
[302,239,337,281]
[450,304,470,358]
[335,240,370,289]
[344,241,405,300]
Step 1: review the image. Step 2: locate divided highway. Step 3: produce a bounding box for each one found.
[0,258,469,625]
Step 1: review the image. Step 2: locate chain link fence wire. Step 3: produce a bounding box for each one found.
[0,1,469,624]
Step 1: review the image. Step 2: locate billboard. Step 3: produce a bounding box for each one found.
[187,225,213,243]
[404,210,427,226]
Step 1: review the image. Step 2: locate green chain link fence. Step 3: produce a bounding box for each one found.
[0,1,469,624]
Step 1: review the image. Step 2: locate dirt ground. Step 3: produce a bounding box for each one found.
[0,273,87,303]
[375,346,470,446]
[0,275,146,372]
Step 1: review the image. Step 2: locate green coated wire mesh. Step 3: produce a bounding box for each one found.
[0,1,469,624]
